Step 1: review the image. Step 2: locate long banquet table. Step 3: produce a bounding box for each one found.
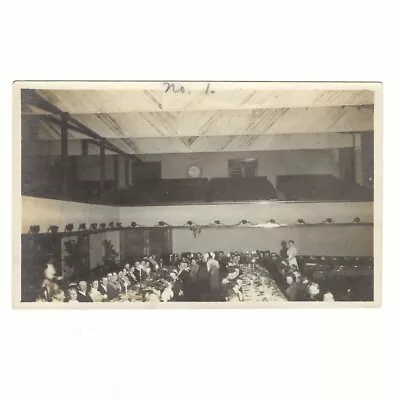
[109,263,287,303]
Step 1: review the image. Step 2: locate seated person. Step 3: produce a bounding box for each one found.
[77,281,93,302]
[127,266,138,285]
[118,270,131,292]
[189,258,200,280]
[148,255,160,272]
[89,280,104,302]
[133,261,148,281]
[67,288,78,303]
[98,276,109,299]
[323,291,335,302]
[161,281,174,302]
[143,282,162,302]
[308,282,322,301]
[107,273,122,300]
[285,275,309,301]
[51,288,65,303]
[169,269,184,300]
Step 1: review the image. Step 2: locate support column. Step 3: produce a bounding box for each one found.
[353,133,363,186]
[125,158,130,186]
[113,155,119,189]
[100,138,106,192]
[81,139,89,156]
[61,112,69,197]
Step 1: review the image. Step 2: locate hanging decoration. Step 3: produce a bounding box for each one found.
[157,221,171,227]
[190,226,202,238]
[25,216,371,235]
[184,221,202,238]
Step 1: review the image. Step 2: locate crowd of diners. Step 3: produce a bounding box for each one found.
[268,240,373,301]
[36,242,366,303]
[38,252,249,303]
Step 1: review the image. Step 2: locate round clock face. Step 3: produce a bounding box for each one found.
[187,164,202,178]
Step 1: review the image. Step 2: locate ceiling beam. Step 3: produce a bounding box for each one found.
[22,89,143,163]
[58,106,374,139]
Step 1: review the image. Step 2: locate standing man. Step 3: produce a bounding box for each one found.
[279,241,288,259]
[287,240,298,270]
[208,252,221,301]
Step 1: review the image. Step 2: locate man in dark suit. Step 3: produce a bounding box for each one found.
[98,276,109,299]
[133,261,148,281]
[127,266,138,286]
[77,281,93,302]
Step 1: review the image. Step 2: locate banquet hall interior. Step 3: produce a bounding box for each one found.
[19,83,375,303]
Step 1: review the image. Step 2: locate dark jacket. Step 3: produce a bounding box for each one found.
[98,284,108,296]
[76,291,93,302]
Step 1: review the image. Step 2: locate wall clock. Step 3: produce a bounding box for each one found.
[186,164,202,178]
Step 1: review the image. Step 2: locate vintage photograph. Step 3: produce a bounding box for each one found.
[13,81,381,307]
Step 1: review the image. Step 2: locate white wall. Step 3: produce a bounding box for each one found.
[21,196,374,259]
[21,196,119,233]
[118,201,373,226]
[171,226,373,256]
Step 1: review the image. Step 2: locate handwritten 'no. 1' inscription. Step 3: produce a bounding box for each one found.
[163,82,215,95]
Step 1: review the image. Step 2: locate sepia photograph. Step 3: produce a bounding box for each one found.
[13,81,381,308]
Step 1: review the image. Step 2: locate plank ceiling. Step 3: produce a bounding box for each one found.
[20,83,375,154]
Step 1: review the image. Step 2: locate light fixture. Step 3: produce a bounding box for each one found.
[48,225,59,234]
[214,220,221,225]
[187,221,193,226]
[298,218,305,224]
[241,219,248,224]
[64,223,74,232]
[131,222,137,228]
[325,218,333,224]
[28,225,40,234]
[353,217,361,223]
